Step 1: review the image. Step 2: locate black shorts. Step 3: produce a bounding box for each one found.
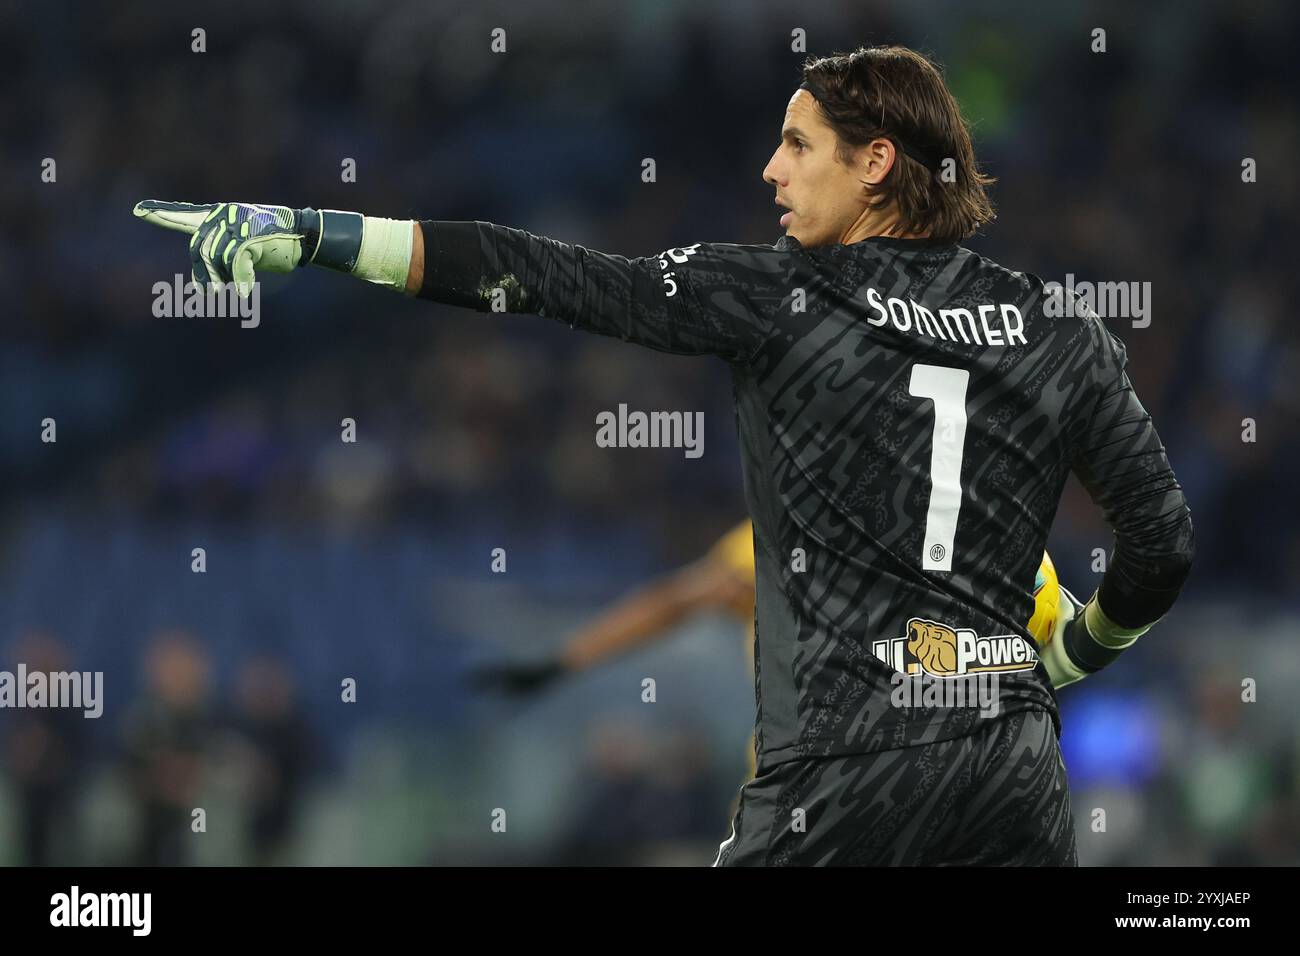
[713,709,1077,866]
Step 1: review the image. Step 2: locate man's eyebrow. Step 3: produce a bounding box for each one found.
[782,127,811,141]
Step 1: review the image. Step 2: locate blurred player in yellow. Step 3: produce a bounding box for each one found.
[471,520,761,778]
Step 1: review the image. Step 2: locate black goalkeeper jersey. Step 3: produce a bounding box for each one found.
[417,222,1195,770]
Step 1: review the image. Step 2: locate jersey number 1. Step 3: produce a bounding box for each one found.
[908,364,970,572]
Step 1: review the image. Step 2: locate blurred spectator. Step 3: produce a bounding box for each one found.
[2,631,85,866]
[121,630,215,866]
[231,655,317,865]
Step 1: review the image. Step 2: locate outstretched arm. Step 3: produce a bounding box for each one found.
[134,201,796,362]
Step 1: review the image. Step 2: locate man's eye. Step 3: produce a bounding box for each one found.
[793,140,807,153]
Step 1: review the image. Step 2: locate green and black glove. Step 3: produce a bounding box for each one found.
[133,200,411,297]
[1041,584,1153,689]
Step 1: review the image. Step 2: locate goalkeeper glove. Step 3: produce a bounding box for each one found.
[1040,584,1151,689]
[468,659,567,698]
[133,200,413,296]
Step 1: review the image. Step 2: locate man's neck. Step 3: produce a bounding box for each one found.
[841,207,930,244]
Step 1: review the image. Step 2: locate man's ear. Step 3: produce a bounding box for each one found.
[860,137,899,186]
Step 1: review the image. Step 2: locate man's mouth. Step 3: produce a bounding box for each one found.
[776,198,793,228]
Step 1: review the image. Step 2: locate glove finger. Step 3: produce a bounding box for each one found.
[134,200,222,235]
[231,245,258,298]
[189,228,212,287]
[202,221,233,287]
[186,205,228,286]
[213,205,244,283]
[214,218,247,283]
[191,221,229,288]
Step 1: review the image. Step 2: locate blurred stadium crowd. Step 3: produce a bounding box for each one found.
[1,0,1298,864]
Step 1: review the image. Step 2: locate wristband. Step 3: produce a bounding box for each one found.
[298,208,365,273]
[354,216,416,291]
[1083,593,1154,649]
[299,209,414,291]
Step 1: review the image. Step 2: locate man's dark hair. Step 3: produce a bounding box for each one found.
[800,45,996,243]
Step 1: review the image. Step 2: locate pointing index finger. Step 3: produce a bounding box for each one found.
[133,200,221,235]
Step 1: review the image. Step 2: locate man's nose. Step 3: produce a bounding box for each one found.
[762,149,783,186]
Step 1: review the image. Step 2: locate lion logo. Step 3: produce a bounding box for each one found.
[906,619,959,676]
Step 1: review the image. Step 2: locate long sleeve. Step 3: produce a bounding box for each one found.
[1068,316,1196,628]
[415,221,796,363]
